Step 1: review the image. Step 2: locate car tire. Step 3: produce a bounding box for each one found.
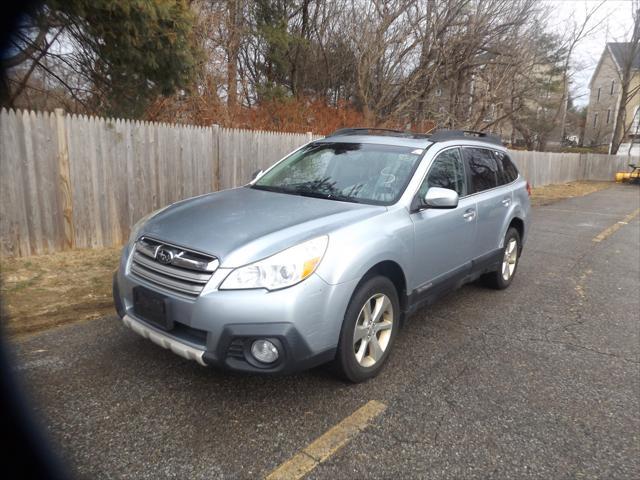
[333,275,400,383]
[483,227,521,290]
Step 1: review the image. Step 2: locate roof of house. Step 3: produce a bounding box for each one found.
[608,42,640,70]
[589,42,640,89]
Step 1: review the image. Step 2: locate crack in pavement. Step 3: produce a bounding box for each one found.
[450,320,639,365]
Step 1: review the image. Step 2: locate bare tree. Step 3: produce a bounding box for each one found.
[611,2,640,154]
[555,1,608,144]
[226,0,242,109]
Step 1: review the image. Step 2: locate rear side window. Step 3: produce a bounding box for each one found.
[494,151,519,184]
[463,147,500,193]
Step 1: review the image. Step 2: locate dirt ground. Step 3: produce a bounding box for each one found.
[0,181,615,338]
[1,247,120,337]
[529,180,612,206]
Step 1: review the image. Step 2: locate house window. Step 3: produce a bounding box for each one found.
[593,113,598,128]
[435,87,442,97]
[597,87,601,102]
[631,107,640,134]
[606,109,611,124]
[610,80,615,95]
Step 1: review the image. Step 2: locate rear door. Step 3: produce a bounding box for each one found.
[410,147,476,291]
[462,147,512,261]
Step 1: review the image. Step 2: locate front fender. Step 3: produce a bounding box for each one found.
[315,208,414,286]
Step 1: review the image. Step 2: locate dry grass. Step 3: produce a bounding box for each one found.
[0,181,614,338]
[1,247,120,337]
[530,181,612,206]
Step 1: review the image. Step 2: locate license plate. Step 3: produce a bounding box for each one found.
[133,287,171,330]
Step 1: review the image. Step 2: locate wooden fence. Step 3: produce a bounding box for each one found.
[0,109,318,256]
[0,108,636,257]
[509,150,635,187]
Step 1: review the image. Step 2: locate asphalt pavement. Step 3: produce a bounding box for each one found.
[6,184,640,479]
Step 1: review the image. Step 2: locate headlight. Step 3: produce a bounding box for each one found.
[220,236,328,291]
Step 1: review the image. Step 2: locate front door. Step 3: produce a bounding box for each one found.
[410,147,477,293]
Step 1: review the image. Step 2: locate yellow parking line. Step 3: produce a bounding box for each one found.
[265,400,387,480]
[592,208,640,243]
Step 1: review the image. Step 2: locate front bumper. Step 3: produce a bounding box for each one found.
[113,254,356,374]
[122,314,208,366]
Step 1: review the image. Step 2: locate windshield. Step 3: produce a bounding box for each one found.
[252,142,424,205]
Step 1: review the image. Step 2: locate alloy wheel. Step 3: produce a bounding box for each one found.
[501,238,518,281]
[353,293,394,368]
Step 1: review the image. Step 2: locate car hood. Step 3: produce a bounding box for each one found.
[139,187,386,267]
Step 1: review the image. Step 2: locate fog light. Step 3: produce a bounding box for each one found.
[251,339,279,364]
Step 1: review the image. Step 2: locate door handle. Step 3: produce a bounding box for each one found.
[463,209,476,221]
[501,198,511,207]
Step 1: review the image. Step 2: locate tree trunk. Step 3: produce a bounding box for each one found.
[363,104,375,125]
[226,0,240,111]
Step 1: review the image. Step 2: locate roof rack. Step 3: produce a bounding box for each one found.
[327,127,430,139]
[428,130,503,146]
[326,127,503,146]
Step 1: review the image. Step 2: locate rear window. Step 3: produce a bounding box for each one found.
[463,147,500,193]
[494,151,519,184]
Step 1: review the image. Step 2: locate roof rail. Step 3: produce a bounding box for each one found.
[428,130,503,146]
[326,127,503,145]
[327,127,430,139]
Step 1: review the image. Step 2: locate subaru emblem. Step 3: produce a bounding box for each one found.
[156,248,174,265]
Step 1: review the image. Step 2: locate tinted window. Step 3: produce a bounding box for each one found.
[494,151,518,184]
[463,148,500,193]
[418,148,466,198]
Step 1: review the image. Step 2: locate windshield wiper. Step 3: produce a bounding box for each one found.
[253,182,361,203]
[289,187,362,203]
[250,184,289,194]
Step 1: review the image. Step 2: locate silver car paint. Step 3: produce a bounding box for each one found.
[116,134,531,368]
[316,139,530,291]
[141,186,386,267]
[116,242,358,354]
[411,193,477,288]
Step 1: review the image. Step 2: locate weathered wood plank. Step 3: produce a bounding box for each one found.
[0,109,29,256]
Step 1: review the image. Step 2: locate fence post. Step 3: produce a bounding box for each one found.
[212,124,220,191]
[54,108,75,249]
[306,131,313,142]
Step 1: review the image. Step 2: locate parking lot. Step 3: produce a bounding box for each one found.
[8,184,640,479]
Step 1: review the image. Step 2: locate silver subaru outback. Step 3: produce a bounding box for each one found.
[113,128,531,382]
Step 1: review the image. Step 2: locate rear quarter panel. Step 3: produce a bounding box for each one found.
[503,176,531,246]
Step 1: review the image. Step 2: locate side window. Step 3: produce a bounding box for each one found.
[463,147,500,193]
[494,151,519,184]
[418,148,466,199]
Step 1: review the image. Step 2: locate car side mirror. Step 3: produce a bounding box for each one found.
[251,169,263,181]
[424,187,459,209]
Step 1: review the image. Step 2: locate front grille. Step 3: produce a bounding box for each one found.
[130,237,218,298]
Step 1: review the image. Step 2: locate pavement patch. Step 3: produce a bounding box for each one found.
[265,400,386,480]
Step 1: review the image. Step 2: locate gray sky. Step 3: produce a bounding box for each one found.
[547,0,635,107]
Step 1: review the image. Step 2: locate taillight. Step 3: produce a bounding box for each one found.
[526,181,532,197]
